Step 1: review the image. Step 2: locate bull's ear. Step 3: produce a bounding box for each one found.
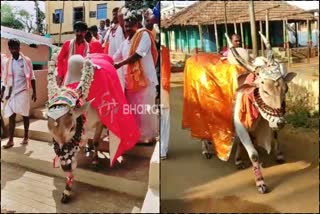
[72,98,95,118]
[237,72,251,86]
[236,83,256,94]
[284,72,297,83]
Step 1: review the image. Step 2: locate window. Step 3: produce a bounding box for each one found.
[53,9,63,24]
[97,4,107,19]
[74,7,84,23]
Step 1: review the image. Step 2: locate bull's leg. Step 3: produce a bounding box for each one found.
[235,121,268,193]
[273,131,285,164]
[234,95,268,193]
[235,141,246,169]
[91,123,104,170]
[201,140,213,159]
[61,171,74,203]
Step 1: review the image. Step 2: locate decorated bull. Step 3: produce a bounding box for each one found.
[46,49,140,203]
[182,32,296,193]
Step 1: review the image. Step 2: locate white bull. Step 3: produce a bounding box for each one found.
[46,50,106,203]
[202,32,296,194]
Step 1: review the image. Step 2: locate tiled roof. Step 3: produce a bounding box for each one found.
[162,1,316,28]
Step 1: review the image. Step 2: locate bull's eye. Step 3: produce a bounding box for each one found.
[261,81,264,84]
[70,126,75,132]
[263,90,269,95]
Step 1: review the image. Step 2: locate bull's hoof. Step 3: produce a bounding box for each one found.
[202,152,212,159]
[276,154,285,164]
[91,161,99,171]
[257,184,269,194]
[235,161,246,170]
[61,193,71,203]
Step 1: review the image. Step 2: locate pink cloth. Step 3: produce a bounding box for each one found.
[239,73,259,129]
[67,53,140,167]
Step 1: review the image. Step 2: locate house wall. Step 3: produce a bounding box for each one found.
[1,38,50,67]
[45,1,124,35]
[165,20,318,54]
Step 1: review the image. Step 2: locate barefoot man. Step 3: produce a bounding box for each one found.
[2,39,37,149]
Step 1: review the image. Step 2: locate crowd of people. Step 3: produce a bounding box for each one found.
[1,3,170,152]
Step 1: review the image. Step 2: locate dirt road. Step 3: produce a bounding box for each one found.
[160,85,319,213]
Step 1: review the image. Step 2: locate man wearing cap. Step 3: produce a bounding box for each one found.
[56,21,90,86]
[113,12,159,143]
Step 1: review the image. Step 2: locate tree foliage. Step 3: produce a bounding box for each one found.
[34,0,45,34]
[125,0,158,10]
[18,9,34,33]
[1,3,25,30]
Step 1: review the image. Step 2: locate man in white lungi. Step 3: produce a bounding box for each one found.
[113,12,159,143]
[1,39,37,149]
[103,7,125,91]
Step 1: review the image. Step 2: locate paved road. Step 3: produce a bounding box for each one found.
[1,162,143,213]
[160,82,319,212]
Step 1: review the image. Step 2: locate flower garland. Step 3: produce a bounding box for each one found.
[76,56,94,100]
[48,48,61,99]
[53,113,84,171]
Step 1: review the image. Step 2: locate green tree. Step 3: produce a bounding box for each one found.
[125,0,158,10]
[17,9,34,33]
[1,3,25,30]
[34,0,45,34]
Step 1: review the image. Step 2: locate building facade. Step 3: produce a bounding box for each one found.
[161,1,195,19]
[45,1,124,45]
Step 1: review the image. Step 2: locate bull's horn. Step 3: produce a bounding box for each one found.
[225,33,233,48]
[258,31,273,64]
[224,33,256,72]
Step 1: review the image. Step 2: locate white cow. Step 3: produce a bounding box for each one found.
[202,32,296,193]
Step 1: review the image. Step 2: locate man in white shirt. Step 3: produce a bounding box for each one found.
[98,20,107,44]
[1,39,37,149]
[103,7,125,56]
[113,13,159,143]
[103,7,125,91]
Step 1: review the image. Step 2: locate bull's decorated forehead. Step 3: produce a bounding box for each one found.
[259,63,282,81]
[47,105,70,121]
[48,88,79,109]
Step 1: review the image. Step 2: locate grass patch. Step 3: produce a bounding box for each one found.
[285,82,319,129]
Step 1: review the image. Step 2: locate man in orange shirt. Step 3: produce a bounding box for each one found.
[56,21,89,86]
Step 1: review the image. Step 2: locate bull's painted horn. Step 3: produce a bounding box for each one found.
[224,33,256,72]
[225,33,233,48]
[259,31,273,63]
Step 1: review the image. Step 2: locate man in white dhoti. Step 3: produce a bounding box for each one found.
[103,7,125,91]
[113,12,159,143]
[1,39,37,149]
